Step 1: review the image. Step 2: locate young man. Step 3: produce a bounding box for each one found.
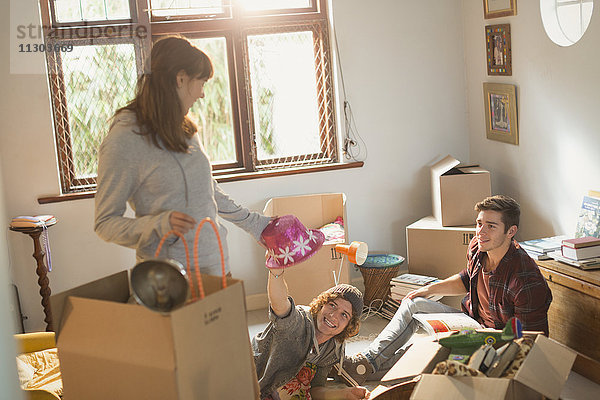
[343,195,553,384]
[252,267,370,400]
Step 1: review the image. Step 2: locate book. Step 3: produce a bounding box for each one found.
[467,344,495,372]
[391,273,439,286]
[412,313,482,336]
[519,235,568,254]
[10,215,57,228]
[575,195,600,238]
[562,236,600,249]
[548,250,600,270]
[486,341,520,378]
[376,298,402,320]
[561,244,600,260]
[522,248,551,261]
[480,345,498,374]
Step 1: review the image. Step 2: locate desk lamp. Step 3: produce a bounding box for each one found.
[333,241,368,285]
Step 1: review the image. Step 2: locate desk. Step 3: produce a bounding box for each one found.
[537,259,600,363]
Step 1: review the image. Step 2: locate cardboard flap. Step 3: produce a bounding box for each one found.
[457,167,488,174]
[513,335,576,400]
[262,193,346,231]
[411,375,512,400]
[381,337,448,383]
[50,270,130,337]
[431,155,461,177]
[431,156,458,223]
[57,296,176,369]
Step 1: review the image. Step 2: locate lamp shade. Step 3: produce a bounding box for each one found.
[335,241,368,265]
[130,259,189,313]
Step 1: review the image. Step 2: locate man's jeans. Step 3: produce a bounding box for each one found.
[363,297,462,375]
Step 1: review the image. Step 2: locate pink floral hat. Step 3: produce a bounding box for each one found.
[261,215,325,269]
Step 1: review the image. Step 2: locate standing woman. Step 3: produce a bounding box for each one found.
[95,36,270,275]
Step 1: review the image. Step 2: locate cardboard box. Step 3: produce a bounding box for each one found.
[431,155,491,227]
[406,216,475,279]
[50,271,258,400]
[263,193,349,306]
[406,216,476,309]
[382,334,576,400]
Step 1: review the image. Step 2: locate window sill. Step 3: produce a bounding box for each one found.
[37,161,363,204]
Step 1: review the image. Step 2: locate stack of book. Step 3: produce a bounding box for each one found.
[390,273,443,302]
[377,297,401,320]
[547,236,600,270]
[10,215,57,228]
[562,236,600,259]
[518,235,568,261]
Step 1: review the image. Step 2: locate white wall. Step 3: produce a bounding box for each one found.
[463,1,600,241]
[0,155,24,398]
[1,0,467,332]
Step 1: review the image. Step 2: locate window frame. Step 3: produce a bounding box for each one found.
[39,0,351,201]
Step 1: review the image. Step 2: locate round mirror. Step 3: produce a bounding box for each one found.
[541,0,594,46]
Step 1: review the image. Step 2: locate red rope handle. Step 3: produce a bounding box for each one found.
[155,230,194,300]
[193,217,227,299]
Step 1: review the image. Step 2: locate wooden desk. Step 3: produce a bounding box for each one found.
[537,259,600,363]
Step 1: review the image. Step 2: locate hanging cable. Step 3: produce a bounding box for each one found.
[333,23,367,162]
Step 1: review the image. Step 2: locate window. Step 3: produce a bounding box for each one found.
[40,0,339,195]
[541,0,594,46]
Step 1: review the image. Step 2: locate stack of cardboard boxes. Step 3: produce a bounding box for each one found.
[400,156,579,398]
[406,155,491,308]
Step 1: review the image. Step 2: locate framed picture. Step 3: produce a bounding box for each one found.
[483,0,517,19]
[486,24,511,75]
[483,83,518,145]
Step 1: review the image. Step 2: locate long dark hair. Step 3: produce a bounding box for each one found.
[116,36,214,152]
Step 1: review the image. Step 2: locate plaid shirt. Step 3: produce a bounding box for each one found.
[459,237,552,335]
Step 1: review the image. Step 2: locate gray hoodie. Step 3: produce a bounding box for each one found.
[95,110,270,274]
[252,300,345,399]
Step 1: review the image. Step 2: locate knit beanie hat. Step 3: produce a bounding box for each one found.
[325,284,364,317]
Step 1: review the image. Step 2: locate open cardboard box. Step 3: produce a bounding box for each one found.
[431,155,491,227]
[382,333,576,400]
[50,271,258,400]
[263,193,349,306]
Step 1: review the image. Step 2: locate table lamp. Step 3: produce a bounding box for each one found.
[332,241,368,285]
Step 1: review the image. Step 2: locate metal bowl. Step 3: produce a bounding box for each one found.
[130,258,190,313]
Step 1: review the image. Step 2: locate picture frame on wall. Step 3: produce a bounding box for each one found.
[483,0,517,19]
[483,83,518,145]
[486,24,512,76]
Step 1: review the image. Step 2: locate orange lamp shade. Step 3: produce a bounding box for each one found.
[335,241,368,265]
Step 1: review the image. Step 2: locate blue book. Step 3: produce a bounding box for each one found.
[519,235,568,254]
